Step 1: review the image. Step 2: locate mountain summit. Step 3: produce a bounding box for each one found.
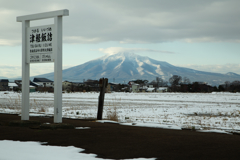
[37,52,240,85]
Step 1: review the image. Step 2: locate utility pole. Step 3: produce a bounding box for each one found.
[97,78,108,120]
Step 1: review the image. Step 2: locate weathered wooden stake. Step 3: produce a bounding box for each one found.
[97,78,108,120]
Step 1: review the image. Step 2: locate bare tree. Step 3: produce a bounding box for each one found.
[169,75,182,92]
[169,75,182,86]
[156,77,161,88]
[183,77,191,84]
[156,77,167,87]
[224,81,231,90]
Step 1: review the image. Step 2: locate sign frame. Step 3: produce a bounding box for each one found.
[17,9,69,123]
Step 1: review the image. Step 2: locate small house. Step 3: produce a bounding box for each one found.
[0,79,9,91]
[8,82,19,91]
[33,78,54,87]
[132,84,139,92]
[62,81,72,91]
[157,87,168,92]
[146,88,155,92]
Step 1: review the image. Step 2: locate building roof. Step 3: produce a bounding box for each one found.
[132,83,139,86]
[33,78,53,82]
[30,81,42,86]
[63,81,72,83]
[8,82,18,87]
[72,82,84,84]
[109,82,119,85]
[146,88,155,92]
[0,79,9,82]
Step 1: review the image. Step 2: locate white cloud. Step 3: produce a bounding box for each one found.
[0,39,21,46]
[176,64,240,74]
[1,0,240,45]
[98,47,176,55]
[0,65,21,78]
[63,36,102,44]
[0,65,74,78]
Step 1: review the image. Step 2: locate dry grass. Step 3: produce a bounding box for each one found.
[39,107,46,112]
[106,106,118,122]
[4,95,21,111]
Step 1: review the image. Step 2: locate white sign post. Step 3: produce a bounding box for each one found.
[17,9,69,123]
[27,25,55,63]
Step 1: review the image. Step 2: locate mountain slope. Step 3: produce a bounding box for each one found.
[35,52,240,85]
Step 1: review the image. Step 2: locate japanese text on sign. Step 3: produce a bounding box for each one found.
[27,25,55,63]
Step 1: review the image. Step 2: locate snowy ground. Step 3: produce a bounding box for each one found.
[0,140,155,160]
[1,91,240,133]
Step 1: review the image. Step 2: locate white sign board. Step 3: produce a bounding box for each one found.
[27,25,55,63]
[17,9,69,123]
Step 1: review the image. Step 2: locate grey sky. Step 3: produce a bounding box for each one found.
[0,0,240,78]
[1,0,240,45]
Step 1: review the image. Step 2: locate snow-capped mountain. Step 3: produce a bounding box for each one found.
[225,72,240,77]
[36,52,240,85]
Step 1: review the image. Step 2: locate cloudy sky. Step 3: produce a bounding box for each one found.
[1,0,240,78]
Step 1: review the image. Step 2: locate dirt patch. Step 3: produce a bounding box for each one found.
[1,113,240,160]
[8,120,41,127]
[40,123,74,129]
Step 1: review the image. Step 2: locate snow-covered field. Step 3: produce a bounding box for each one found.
[1,91,240,132]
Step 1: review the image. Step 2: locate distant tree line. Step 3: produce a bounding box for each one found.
[219,80,240,92]
[47,76,240,93]
[151,75,240,93]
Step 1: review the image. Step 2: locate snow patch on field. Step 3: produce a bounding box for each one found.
[0,140,155,160]
[120,122,182,130]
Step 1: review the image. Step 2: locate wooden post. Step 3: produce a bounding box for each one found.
[97,78,108,120]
